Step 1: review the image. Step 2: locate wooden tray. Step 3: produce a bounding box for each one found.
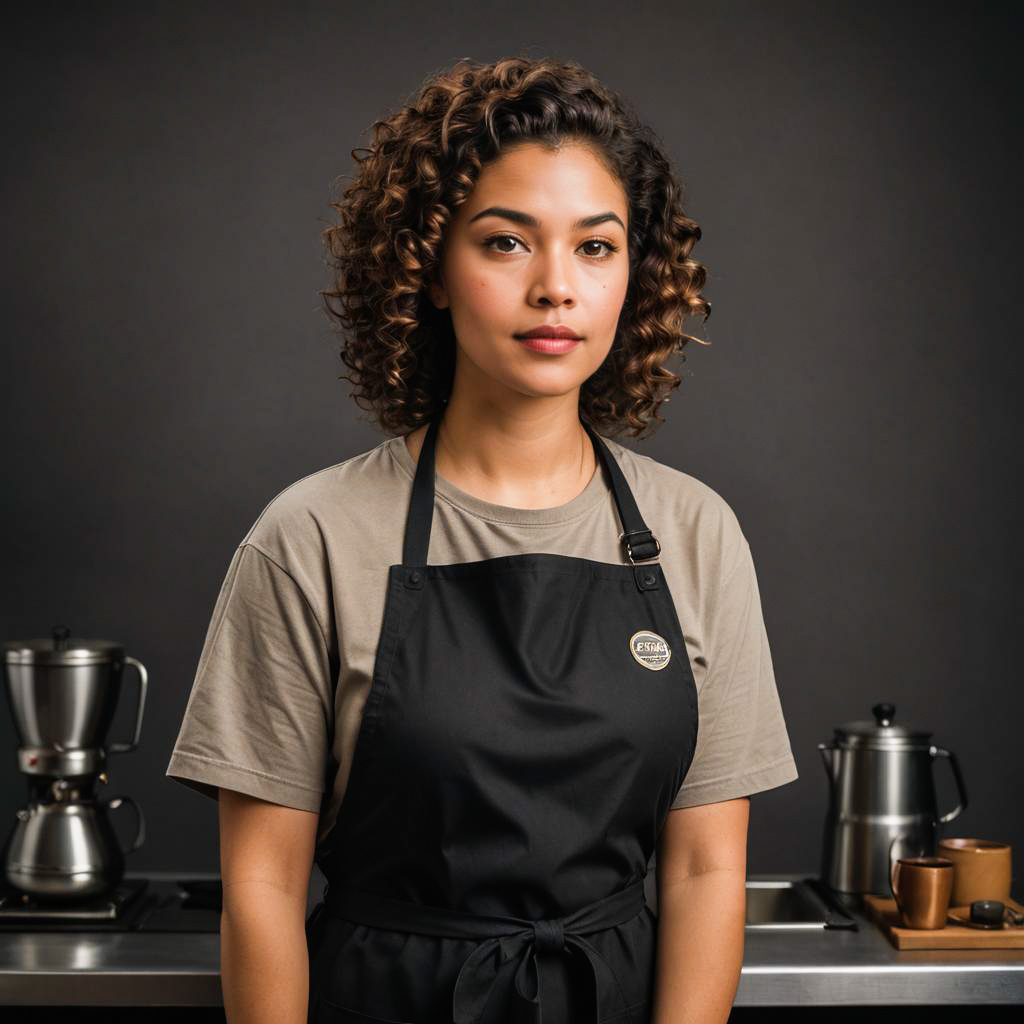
[863,893,1024,949]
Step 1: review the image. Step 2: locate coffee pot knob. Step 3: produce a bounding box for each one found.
[872,702,896,727]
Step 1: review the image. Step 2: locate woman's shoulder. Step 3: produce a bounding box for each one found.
[237,435,410,568]
[600,435,743,525]
[599,434,749,575]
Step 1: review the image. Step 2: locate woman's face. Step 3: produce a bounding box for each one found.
[430,140,631,404]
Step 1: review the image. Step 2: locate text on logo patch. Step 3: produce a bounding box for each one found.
[629,630,672,671]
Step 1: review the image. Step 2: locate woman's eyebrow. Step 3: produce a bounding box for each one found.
[468,206,626,231]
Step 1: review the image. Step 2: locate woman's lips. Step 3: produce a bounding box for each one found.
[515,336,581,354]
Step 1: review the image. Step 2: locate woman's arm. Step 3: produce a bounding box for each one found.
[219,788,320,1024]
[652,797,750,1024]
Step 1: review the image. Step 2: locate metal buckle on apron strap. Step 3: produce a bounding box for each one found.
[620,530,662,592]
[320,878,646,1024]
[620,529,661,564]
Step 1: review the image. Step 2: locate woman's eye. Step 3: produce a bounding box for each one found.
[484,234,524,254]
[482,234,620,259]
[579,239,618,258]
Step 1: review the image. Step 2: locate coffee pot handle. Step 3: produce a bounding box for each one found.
[107,795,146,854]
[931,745,968,824]
[108,656,148,755]
[817,741,838,784]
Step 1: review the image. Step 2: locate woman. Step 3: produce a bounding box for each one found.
[167,55,798,1024]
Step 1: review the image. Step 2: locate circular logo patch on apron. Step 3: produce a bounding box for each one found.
[629,630,672,671]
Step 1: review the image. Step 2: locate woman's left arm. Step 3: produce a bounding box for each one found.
[652,797,750,1024]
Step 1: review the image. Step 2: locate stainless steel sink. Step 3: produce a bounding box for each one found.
[744,878,857,930]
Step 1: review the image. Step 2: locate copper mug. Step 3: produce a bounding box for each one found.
[937,838,1013,906]
[890,856,954,929]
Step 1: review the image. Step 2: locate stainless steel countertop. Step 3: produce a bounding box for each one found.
[0,872,1022,1007]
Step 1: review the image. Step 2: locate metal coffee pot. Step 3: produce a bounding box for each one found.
[6,782,145,898]
[818,702,968,896]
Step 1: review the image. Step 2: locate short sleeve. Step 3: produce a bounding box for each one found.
[165,542,334,813]
[671,538,798,808]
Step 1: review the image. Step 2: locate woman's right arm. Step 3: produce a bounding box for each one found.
[218,788,320,1024]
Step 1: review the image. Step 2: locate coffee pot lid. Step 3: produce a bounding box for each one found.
[4,625,125,665]
[834,702,933,744]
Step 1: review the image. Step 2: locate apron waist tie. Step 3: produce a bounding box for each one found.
[321,877,647,1024]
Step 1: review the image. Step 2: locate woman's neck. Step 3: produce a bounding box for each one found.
[403,407,597,511]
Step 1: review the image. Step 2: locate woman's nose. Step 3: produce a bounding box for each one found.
[528,251,576,306]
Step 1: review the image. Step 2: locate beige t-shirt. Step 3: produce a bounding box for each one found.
[166,431,798,848]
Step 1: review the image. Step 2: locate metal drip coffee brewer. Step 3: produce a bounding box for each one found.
[1,625,149,917]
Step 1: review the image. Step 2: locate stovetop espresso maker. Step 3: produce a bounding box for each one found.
[818,702,968,897]
[2,625,148,901]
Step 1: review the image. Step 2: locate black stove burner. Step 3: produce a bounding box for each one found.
[0,877,149,923]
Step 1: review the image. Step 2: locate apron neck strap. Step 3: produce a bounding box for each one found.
[403,410,661,567]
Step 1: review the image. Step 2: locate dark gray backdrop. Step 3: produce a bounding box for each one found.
[3,2,1021,891]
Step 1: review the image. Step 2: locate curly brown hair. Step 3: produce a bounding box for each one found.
[320,55,711,439]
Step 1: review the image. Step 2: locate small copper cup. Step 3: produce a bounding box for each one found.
[890,856,955,929]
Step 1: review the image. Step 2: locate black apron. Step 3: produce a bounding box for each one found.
[306,410,700,1024]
